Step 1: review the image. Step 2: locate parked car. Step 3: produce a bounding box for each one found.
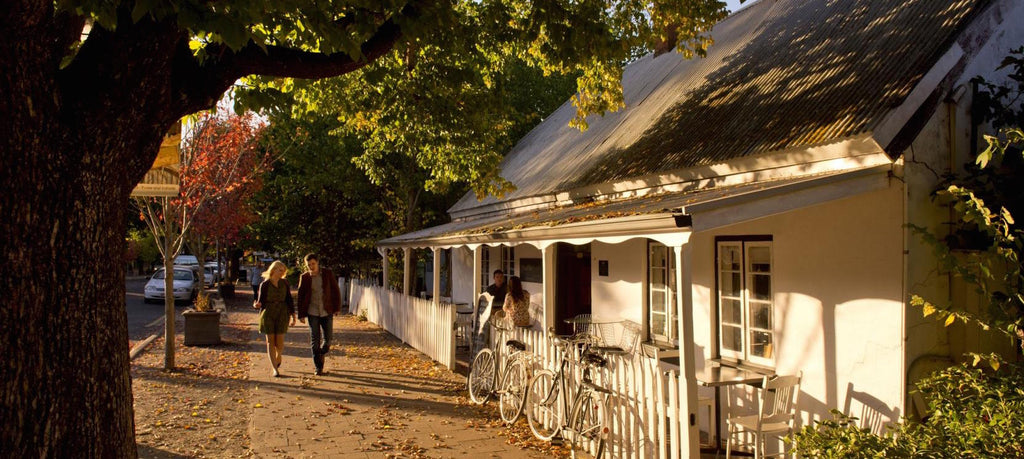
[144,267,199,303]
[204,262,222,283]
[201,266,216,285]
[174,254,199,266]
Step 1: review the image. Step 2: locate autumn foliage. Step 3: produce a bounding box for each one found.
[180,112,272,247]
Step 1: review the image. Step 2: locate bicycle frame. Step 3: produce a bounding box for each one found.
[540,336,599,430]
[469,316,534,425]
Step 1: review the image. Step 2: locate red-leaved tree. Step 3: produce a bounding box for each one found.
[182,111,272,288]
[135,110,271,369]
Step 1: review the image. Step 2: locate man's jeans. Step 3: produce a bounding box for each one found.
[307,315,333,371]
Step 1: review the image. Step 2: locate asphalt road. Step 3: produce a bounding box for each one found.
[126,277,168,341]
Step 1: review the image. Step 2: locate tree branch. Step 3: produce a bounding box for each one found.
[212,0,431,82]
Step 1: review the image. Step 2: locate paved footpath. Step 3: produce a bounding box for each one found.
[247,313,552,458]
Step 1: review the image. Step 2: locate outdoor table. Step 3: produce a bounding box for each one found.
[697,361,774,453]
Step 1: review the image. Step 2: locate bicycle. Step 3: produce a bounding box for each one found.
[466,314,533,423]
[524,328,612,458]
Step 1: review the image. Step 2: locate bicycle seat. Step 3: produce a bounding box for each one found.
[581,352,608,368]
[505,339,527,352]
[591,345,629,356]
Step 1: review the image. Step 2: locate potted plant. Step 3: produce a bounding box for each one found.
[183,293,221,345]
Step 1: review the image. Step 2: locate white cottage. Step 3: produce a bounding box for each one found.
[356,0,1024,456]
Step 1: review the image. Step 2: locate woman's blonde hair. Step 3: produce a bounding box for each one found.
[262,260,288,280]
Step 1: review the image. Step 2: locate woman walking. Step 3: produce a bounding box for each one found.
[253,260,295,377]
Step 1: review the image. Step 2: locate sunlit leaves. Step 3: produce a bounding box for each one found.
[180,111,273,246]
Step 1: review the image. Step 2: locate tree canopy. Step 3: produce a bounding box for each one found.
[245,57,577,275]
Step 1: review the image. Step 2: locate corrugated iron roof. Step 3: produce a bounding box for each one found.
[450,0,983,215]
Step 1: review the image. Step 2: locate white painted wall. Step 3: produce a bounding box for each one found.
[451,247,475,305]
[590,239,646,325]
[689,185,906,431]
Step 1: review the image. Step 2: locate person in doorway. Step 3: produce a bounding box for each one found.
[253,260,295,377]
[297,253,342,375]
[485,269,507,306]
[249,260,264,298]
[502,276,531,327]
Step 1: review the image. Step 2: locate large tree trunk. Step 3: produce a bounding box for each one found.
[0,9,196,457]
[0,114,140,456]
[0,0,407,452]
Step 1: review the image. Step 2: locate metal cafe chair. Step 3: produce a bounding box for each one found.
[725,372,802,459]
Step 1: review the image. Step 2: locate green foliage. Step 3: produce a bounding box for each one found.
[790,410,908,458]
[231,0,726,198]
[245,114,399,275]
[126,227,160,267]
[62,0,732,202]
[241,41,579,199]
[791,363,1024,458]
[912,362,1024,456]
[242,45,579,274]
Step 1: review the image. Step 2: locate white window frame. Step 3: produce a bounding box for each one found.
[502,246,516,277]
[481,248,491,289]
[716,238,775,368]
[648,241,677,344]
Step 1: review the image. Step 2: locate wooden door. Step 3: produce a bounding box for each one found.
[555,242,591,335]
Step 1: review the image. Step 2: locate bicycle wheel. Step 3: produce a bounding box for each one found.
[467,348,496,404]
[498,357,529,424]
[525,369,564,440]
[569,389,608,458]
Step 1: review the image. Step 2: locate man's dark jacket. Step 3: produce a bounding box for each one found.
[297,268,341,318]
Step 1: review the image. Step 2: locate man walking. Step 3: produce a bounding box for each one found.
[297,253,342,375]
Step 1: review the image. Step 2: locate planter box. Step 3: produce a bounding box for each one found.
[218,283,235,299]
[183,310,221,346]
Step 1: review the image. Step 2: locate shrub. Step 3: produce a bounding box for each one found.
[791,362,1024,458]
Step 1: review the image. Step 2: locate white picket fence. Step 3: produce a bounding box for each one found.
[350,280,683,458]
[504,326,682,458]
[349,280,455,370]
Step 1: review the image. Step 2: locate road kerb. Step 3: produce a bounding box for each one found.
[130,333,160,360]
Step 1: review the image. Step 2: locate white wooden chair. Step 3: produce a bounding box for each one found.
[471,292,494,355]
[698,394,715,448]
[725,372,802,459]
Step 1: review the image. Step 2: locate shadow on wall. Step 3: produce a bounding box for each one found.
[844,382,901,435]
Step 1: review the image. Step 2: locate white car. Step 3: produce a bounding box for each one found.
[174,254,199,266]
[201,266,216,285]
[204,262,222,283]
[144,267,199,303]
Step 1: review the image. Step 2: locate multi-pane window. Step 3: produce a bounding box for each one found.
[648,242,677,344]
[502,246,516,277]
[717,239,774,366]
[481,249,491,289]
